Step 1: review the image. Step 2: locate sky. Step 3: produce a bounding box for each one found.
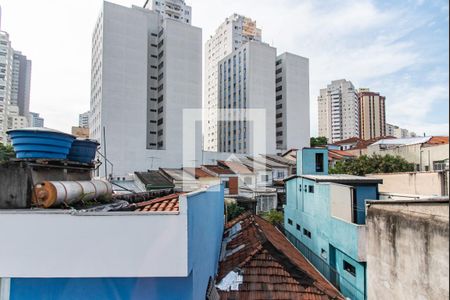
[1,0,449,136]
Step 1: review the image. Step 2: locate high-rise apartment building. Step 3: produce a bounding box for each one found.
[79,111,89,128]
[217,41,277,154]
[0,30,12,144]
[149,0,192,24]
[90,1,201,176]
[275,53,310,151]
[204,14,262,151]
[318,79,359,143]
[29,112,44,128]
[11,51,32,117]
[358,88,386,140]
[0,7,32,144]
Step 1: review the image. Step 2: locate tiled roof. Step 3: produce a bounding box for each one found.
[332,137,361,145]
[263,154,297,166]
[328,150,355,160]
[134,193,182,212]
[427,136,449,145]
[159,168,197,182]
[217,214,344,300]
[184,167,217,178]
[219,161,254,175]
[203,165,236,175]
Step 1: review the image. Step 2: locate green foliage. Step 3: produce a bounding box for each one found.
[311,137,328,147]
[330,154,415,176]
[226,202,245,222]
[0,143,15,163]
[261,210,284,225]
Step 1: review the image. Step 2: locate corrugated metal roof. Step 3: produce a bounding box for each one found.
[300,174,382,184]
[372,136,431,146]
[217,214,344,300]
[135,171,175,189]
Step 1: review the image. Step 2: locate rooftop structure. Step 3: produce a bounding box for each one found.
[216,213,344,299]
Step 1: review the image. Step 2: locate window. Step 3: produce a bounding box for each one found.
[343,261,356,277]
[157,118,164,125]
[308,185,314,193]
[276,77,282,83]
[224,181,230,189]
[303,228,312,239]
[288,219,293,225]
[296,224,301,231]
[321,249,328,260]
[276,86,282,92]
[316,153,324,172]
[158,95,164,103]
[151,33,158,37]
[299,185,302,192]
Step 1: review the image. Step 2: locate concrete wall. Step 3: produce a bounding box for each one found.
[1,185,224,300]
[368,172,448,197]
[366,201,449,300]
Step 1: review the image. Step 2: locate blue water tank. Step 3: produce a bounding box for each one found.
[68,139,99,164]
[7,128,76,160]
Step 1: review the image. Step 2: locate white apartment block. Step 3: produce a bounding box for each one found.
[90,1,201,177]
[6,105,28,131]
[386,123,416,139]
[318,79,359,143]
[29,112,44,128]
[79,111,89,128]
[204,14,262,152]
[217,41,277,154]
[0,29,13,144]
[275,53,310,151]
[150,0,192,24]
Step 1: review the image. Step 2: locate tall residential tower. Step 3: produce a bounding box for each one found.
[204,14,262,152]
[90,1,201,176]
[318,79,359,143]
[358,88,386,140]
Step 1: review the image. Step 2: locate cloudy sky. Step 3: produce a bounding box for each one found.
[1,0,449,136]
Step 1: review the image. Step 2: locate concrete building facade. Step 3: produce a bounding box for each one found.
[90,1,202,176]
[217,41,276,154]
[149,0,192,24]
[28,112,44,128]
[11,51,31,117]
[275,53,310,151]
[386,123,416,139]
[366,199,449,300]
[358,88,386,140]
[204,14,262,152]
[79,111,89,128]
[284,148,382,300]
[318,79,359,143]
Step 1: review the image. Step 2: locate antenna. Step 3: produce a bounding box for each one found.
[143,0,150,8]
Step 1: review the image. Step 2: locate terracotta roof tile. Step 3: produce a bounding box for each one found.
[217,214,344,299]
[427,136,449,145]
[134,193,182,212]
[202,165,236,175]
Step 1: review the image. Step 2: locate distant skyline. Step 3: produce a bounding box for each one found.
[1,0,448,137]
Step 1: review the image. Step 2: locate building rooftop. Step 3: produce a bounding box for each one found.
[372,136,432,147]
[249,155,291,169]
[328,150,355,160]
[202,165,236,175]
[160,168,197,182]
[134,193,182,213]
[135,171,175,189]
[287,174,383,184]
[216,214,344,299]
[184,167,217,179]
[219,161,254,175]
[262,154,297,166]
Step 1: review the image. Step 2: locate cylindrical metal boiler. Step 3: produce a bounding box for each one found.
[33,180,113,208]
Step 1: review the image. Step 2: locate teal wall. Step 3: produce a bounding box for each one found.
[297,148,328,176]
[284,179,368,299]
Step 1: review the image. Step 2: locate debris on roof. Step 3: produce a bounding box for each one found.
[216,214,344,299]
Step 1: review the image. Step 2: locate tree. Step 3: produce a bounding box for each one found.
[311,137,328,147]
[330,154,414,176]
[226,202,245,222]
[0,144,15,163]
[261,210,284,225]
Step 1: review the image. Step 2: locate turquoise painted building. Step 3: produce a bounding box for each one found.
[284,148,382,300]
